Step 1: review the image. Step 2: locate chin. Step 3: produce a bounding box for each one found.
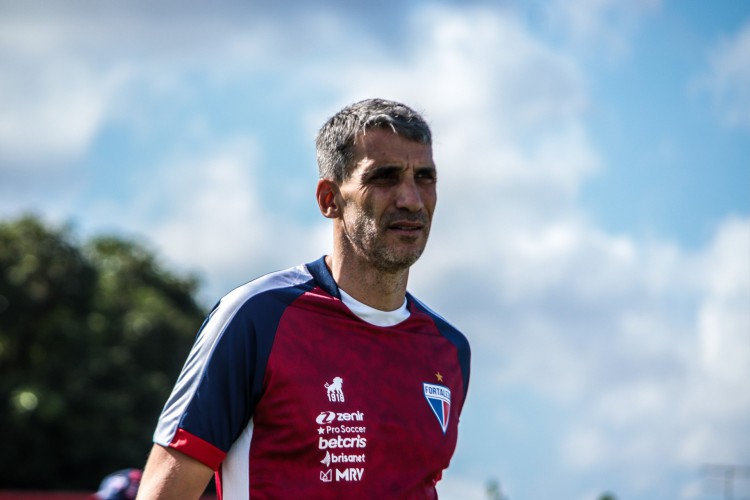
[372,249,425,273]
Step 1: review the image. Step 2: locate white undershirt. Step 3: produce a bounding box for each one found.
[338,288,410,327]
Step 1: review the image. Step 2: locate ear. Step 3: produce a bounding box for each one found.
[316,179,341,219]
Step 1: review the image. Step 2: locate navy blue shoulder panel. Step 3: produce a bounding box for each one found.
[175,264,317,451]
[305,256,339,299]
[240,268,318,407]
[408,294,471,403]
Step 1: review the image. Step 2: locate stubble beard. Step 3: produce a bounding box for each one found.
[345,205,429,274]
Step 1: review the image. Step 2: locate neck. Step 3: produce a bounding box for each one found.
[325,251,409,311]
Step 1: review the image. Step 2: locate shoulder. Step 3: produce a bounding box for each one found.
[223,263,315,306]
[210,263,316,324]
[408,293,471,402]
[408,294,470,353]
[191,263,316,351]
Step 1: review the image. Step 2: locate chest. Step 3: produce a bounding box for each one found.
[248,303,463,490]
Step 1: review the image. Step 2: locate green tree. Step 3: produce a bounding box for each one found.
[0,215,206,489]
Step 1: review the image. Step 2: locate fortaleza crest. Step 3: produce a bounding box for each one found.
[423,383,451,434]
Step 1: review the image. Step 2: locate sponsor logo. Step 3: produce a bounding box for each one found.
[315,411,364,425]
[315,379,367,483]
[336,468,364,482]
[320,467,364,483]
[319,434,367,450]
[331,452,365,464]
[316,411,336,424]
[423,382,451,434]
[323,425,366,435]
[321,450,366,467]
[335,411,363,421]
[325,377,345,402]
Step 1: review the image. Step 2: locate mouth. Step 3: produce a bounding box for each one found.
[386,220,427,238]
[383,212,429,237]
[388,222,423,231]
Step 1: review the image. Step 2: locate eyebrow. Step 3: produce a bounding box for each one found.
[360,165,402,180]
[415,165,437,174]
[365,161,436,174]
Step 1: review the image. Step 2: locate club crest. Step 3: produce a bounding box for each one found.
[423,383,451,434]
[324,376,345,402]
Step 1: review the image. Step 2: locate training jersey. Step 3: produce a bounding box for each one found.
[153,256,471,499]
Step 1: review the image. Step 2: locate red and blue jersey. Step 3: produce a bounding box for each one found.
[153,256,471,499]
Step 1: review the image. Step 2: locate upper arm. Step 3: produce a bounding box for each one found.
[153,298,261,467]
[137,444,214,500]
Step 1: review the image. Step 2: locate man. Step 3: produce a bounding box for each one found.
[92,468,142,500]
[137,98,470,499]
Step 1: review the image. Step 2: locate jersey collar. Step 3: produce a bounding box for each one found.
[305,255,418,312]
[305,256,341,299]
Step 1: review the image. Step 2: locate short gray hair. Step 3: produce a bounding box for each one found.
[315,98,432,182]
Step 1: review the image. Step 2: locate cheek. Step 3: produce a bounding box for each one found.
[357,195,379,220]
[345,198,378,230]
[423,188,437,213]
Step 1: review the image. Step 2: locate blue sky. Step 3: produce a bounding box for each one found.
[1,1,749,499]
[578,0,749,248]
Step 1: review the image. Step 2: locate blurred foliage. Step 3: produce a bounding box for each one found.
[486,478,508,500]
[0,215,206,490]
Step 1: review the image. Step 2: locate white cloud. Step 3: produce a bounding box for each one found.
[86,136,329,300]
[146,139,271,274]
[0,56,128,166]
[450,215,750,491]
[697,217,750,383]
[681,217,750,463]
[437,473,488,500]
[305,5,595,216]
[697,20,750,129]
[0,5,281,169]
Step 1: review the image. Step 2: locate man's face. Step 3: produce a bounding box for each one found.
[337,128,437,273]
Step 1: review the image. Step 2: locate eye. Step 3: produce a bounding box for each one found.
[415,168,437,184]
[364,167,400,185]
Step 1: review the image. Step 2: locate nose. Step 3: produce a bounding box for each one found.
[395,177,424,212]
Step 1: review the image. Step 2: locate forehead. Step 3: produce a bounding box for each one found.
[351,128,434,170]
